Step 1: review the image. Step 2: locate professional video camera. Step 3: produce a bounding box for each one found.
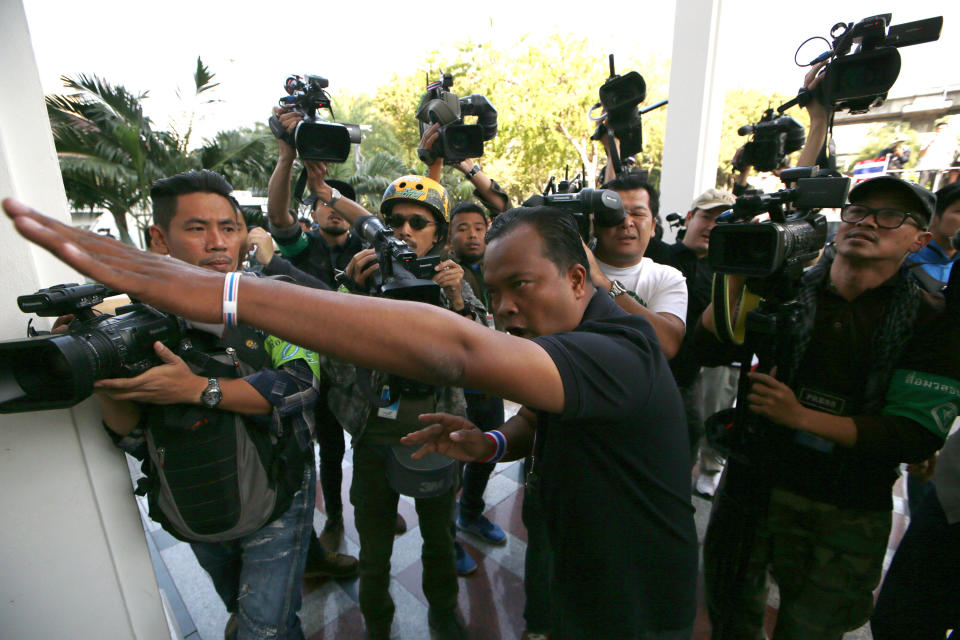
[268,74,362,162]
[352,215,442,305]
[415,72,498,164]
[709,166,850,286]
[795,13,942,114]
[589,55,667,177]
[735,109,806,173]
[704,167,850,466]
[0,283,185,414]
[522,167,624,241]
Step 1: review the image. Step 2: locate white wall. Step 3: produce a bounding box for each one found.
[0,2,171,638]
[660,0,726,241]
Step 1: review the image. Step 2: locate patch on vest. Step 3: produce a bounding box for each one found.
[798,388,847,415]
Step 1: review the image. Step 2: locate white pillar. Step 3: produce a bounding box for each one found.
[0,2,172,638]
[660,0,726,239]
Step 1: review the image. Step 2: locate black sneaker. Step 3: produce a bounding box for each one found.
[428,608,468,640]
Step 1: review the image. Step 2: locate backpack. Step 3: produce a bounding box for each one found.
[135,326,311,543]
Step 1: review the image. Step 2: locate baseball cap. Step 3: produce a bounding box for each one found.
[935,182,960,216]
[848,176,935,224]
[385,444,457,499]
[691,188,736,211]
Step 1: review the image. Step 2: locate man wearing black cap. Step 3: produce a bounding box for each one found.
[698,174,960,640]
[905,181,960,293]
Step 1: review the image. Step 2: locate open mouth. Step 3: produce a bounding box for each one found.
[505,327,528,338]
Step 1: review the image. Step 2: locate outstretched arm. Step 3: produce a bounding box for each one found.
[3,199,566,413]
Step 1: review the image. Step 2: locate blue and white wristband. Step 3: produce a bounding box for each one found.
[479,429,508,463]
[222,271,242,327]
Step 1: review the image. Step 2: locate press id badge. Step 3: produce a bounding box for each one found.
[377,385,400,419]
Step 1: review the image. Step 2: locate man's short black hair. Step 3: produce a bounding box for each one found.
[150,170,241,229]
[485,206,589,276]
[602,172,660,217]
[450,202,489,227]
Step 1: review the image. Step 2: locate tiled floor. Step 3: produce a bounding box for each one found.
[131,431,911,639]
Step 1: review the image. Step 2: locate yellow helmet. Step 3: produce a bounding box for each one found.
[380,175,451,224]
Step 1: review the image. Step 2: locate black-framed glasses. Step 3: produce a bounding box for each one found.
[386,213,436,231]
[840,204,926,230]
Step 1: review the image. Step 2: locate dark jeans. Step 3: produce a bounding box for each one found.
[315,400,345,518]
[872,485,960,640]
[459,394,505,521]
[350,443,457,636]
[522,456,553,634]
[191,463,315,640]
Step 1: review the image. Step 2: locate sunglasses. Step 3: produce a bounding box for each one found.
[386,213,437,231]
[840,204,927,230]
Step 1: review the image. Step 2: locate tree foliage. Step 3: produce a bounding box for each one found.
[48,59,276,245]
[370,35,671,204]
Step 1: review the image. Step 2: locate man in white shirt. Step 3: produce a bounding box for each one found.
[587,172,687,358]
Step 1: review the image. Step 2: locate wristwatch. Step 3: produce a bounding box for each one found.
[200,378,222,409]
[608,280,629,298]
[322,187,341,208]
[466,164,482,178]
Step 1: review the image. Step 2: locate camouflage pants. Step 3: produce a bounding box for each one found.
[704,486,890,640]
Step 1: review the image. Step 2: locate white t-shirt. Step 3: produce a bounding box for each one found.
[597,257,688,326]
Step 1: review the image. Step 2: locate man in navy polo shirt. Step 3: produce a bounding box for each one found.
[3,197,698,640]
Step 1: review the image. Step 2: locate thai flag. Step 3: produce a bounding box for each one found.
[426,80,442,92]
[853,157,888,183]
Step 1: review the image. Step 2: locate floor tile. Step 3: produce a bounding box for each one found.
[482,490,526,544]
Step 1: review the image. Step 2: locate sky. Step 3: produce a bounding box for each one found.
[21,0,960,147]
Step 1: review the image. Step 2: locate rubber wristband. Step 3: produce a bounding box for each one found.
[222,271,241,327]
[478,429,507,463]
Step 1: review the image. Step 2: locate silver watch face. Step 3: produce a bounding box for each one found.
[201,379,222,408]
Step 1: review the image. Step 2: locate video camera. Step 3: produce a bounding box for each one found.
[735,109,806,173]
[416,72,498,164]
[353,215,442,306]
[522,167,624,242]
[269,74,362,162]
[0,283,185,414]
[709,167,850,288]
[589,55,667,176]
[801,13,942,114]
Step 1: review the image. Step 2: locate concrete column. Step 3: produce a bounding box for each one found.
[660,0,726,239]
[0,2,171,638]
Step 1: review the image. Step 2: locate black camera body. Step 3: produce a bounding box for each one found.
[815,14,942,114]
[268,74,362,162]
[353,215,442,306]
[709,167,850,287]
[594,69,646,158]
[416,73,498,164]
[0,283,185,413]
[523,170,624,242]
[736,109,806,173]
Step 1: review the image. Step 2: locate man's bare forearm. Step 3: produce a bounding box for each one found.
[267,156,297,229]
[237,276,565,412]
[500,407,537,461]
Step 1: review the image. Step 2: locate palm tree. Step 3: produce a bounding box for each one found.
[47,58,277,245]
[47,74,177,244]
